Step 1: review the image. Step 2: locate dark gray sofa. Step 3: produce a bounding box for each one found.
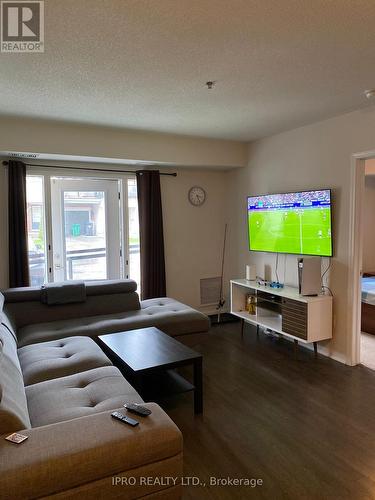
[0,280,209,499]
[3,279,210,347]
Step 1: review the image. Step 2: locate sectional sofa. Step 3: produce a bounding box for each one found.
[0,280,210,499]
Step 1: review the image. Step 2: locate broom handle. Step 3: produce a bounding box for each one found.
[219,223,228,304]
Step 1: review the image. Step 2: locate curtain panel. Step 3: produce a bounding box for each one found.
[8,160,30,287]
[136,170,166,299]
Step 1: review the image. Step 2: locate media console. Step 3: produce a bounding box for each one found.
[230,279,333,356]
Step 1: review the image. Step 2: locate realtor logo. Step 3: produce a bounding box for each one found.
[1,1,44,52]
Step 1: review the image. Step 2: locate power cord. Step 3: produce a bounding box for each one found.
[321,258,332,294]
[283,254,287,285]
[275,253,279,283]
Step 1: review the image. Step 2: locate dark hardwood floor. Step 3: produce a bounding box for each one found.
[158,322,375,499]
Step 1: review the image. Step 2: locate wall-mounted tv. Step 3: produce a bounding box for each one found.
[247,189,332,256]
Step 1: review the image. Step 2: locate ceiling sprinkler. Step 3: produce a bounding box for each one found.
[364,89,375,100]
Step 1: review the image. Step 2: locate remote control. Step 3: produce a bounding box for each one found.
[111,411,139,427]
[124,403,152,417]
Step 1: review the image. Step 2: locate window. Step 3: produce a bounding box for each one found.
[31,206,42,230]
[127,178,140,289]
[26,176,47,286]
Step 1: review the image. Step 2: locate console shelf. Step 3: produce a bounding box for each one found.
[230,279,333,346]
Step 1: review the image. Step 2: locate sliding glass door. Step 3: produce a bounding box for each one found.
[51,178,121,281]
[26,172,140,286]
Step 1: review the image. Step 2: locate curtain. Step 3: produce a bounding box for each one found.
[8,160,30,287]
[136,170,166,299]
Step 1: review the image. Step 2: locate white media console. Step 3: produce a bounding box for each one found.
[230,279,333,355]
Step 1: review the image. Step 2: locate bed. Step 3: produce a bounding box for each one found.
[361,276,375,335]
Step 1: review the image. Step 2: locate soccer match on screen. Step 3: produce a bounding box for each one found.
[247,190,332,256]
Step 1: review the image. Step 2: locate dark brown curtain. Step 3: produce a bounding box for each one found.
[136,170,166,299]
[8,160,30,287]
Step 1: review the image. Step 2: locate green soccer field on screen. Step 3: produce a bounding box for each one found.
[247,190,332,256]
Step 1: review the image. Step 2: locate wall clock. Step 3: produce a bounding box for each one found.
[188,186,206,206]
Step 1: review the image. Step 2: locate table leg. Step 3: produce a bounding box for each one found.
[313,341,318,359]
[293,339,299,359]
[193,358,203,414]
[241,318,245,339]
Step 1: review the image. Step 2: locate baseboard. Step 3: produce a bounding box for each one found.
[262,328,349,365]
[319,346,349,365]
[307,342,348,365]
[198,305,229,316]
[209,312,241,325]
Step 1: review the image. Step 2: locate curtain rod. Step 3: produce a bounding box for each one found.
[2,161,177,177]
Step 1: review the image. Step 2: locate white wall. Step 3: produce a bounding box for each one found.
[0,116,247,168]
[226,106,375,364]
[363,173,375,273]
[162,169,227,311]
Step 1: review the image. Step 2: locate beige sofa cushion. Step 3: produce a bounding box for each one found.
[0,403,182,499]
[0,291,17,343]
[140,297,210,335]
[3,280,141,330]
[0,325,31,434]
[26,365,143,427]
[18,336,112,386]
[17,297,210,347]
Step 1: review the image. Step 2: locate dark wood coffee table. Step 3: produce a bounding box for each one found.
[97,327,203,414]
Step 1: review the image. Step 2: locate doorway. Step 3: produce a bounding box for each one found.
[359,162,375,369]
[348,154,375,367]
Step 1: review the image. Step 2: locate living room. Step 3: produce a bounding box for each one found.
[2,1,375,499]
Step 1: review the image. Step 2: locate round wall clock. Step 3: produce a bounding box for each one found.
[188,186,206,206]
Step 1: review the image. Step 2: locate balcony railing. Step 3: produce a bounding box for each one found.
[29,244,140,284]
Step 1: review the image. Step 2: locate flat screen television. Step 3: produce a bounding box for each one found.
[247,189,332,256]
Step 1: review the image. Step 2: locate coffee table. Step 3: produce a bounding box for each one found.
[97,327,203,414]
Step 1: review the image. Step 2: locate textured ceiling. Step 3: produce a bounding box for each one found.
[1,0,375,141]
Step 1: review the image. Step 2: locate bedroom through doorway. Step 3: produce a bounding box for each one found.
[360,160,375,370]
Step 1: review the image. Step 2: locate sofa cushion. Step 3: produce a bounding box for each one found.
[140,297,210,336]
[0,325,31,434]
[1,313,17,343]
[2,279,138,303]
[0,292,17,344]
[41,281,86,305]
[18,336,112,386]
[26,365,143,427]
[0,403,182,500]
[17,297,210,347]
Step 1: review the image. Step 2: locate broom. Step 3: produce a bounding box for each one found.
[216,223,227,323]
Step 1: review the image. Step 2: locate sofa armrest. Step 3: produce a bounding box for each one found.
[0,403,182,499]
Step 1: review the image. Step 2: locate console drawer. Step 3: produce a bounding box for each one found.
[282,319,307,339]
[282,298,308,339]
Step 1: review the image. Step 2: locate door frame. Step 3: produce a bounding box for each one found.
[348,151,375,365]
[26,166,135,284]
